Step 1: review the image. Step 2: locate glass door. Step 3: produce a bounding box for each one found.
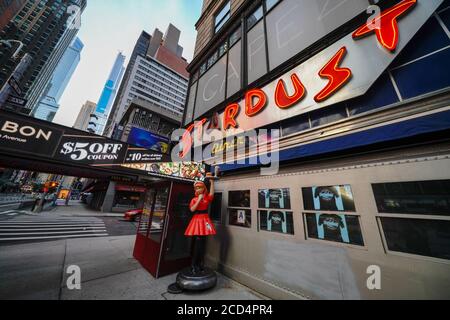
[138,183,172,278]
[133,188,156,262]
[157,182,195,277]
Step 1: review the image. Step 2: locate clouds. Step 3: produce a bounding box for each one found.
[53,0,202,127]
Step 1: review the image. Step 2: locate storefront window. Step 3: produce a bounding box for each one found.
[258,188,293,235]
[210,193,223,223]
[113,191,142,209]
[258,188,291,210]
[265,0,368,70]
[373,180,450,261]
[247,19,267,84]
[372,180,450,215]
[229,190,250,207]
[228,190,251,228]
[150,187,169,243]
[303,185,363,246]
[304,213,364,246]
[259,211,294,235]
[379,217,450,260]
[227,40,241,98]
[302,185,356,212]
[228,208,252,228]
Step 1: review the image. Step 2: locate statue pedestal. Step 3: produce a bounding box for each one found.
[167,267,217,294]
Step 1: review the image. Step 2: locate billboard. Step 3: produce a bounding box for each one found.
[0,113,63,156]
[127,127,170,154]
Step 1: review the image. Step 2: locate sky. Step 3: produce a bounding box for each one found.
[53,0,203,127]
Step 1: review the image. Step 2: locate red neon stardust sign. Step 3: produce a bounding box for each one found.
[275,73,306,109]
[181,0,419,157]
[353,0,417,52]
[314,46,352,103]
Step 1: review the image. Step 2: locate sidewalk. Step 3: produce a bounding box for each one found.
[47,201,124,218]
[0,235,266,300]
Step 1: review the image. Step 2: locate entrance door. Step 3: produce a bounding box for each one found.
[133,182,194,278]
[157,182,194,277]
[133,182,170,277]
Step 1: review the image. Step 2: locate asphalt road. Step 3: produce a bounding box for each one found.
[0,208,139,245]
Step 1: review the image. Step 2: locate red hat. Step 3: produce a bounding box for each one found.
[194,181,206,188]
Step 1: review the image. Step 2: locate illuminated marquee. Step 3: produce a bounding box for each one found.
[181,0,442,157]
[353,0,418,52]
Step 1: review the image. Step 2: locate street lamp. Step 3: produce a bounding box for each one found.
[0,39,24,60]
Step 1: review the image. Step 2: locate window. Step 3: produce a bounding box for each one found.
[265,0,281,11]
[247,18,267,84]
[258,189,294,235]
[229,26,241,47]
[215,1,231,33]
[247,5,263,30]
[373,180,450,260]
[302,185,356,212]
[379,218,450,260]
[210,193,223,223]
[228,190,251,228]
[207,51,218,68]
[304,213,364,246]
[372,180,450,216]
[303,185,364,246]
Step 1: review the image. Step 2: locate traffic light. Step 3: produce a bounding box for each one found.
[44,181,59,190]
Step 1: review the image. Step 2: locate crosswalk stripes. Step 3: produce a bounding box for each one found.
[0,210,32,216]
[0,217,109,242]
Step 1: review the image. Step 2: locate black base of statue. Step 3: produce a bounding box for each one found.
[167,267,217,294]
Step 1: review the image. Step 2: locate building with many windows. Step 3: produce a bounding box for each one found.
[0,0,27,31]
[73,100,96,132]
[104,24,189,138]
[114,98,181,151]
[0,0,86,114]
[87,52,125,135]
[32,37,84,122]
[181,0,450,299]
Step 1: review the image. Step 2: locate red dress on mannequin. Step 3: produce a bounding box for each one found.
[185,193,217,236]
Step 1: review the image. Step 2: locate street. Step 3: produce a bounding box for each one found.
[0,202,139,245]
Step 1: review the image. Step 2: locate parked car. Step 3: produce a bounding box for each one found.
[124,208,143,221]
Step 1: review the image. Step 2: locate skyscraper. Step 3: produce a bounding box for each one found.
[73,100,96,132]
[32,37,84,122]
[103,31,151,137]
[0,0,26,31]
[87,52,125,135]
[0,0,87,115]
[104,24,189,138]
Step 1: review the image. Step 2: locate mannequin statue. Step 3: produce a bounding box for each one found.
[168,169,219,294]
[186,177,217,274]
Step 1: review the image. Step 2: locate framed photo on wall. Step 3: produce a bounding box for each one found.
[258,188,291,209]
[302,185,356,212]
[259,210,294,235]
[303,213,364,246]
[228,209,252,228]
